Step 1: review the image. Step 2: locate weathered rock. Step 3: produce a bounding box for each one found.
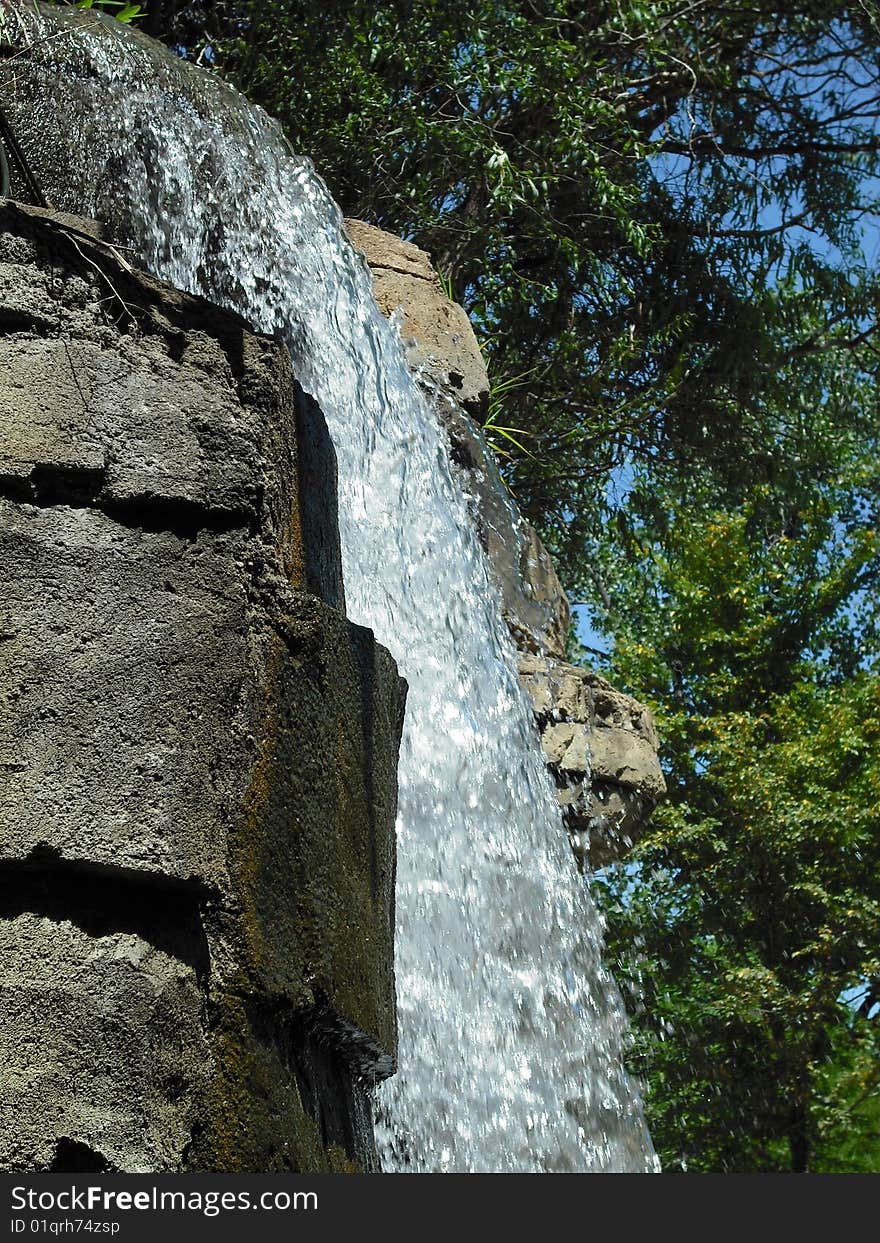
[0,202,405,1172]
[439,399,572,659]
[345,218,490,412]
[0,877,209,1173]
[518,655,665,868]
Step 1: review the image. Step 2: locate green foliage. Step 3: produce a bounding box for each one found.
[482,365,538,463]
[155,0,880,594]
[592,451,880,1170]
[56,0,145,22]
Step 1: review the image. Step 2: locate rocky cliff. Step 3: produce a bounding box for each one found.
[0,201,405,1172]
[345,218,665,868]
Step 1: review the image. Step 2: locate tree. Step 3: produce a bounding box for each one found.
[148,2,880,594]
[591,446,880,1171]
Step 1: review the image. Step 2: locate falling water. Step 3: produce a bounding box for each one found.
[5,7,657,1171]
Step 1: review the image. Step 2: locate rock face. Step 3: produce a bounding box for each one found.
[517,656,665,869]
[0,202,405,1172]
[346,217,665,867]
[344,219,489,413]
[435,397,573,660]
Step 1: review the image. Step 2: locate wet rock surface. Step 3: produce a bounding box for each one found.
[437,398,573,660]
[0,202,404,1172]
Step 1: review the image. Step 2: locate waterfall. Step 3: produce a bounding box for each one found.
[7,8,657,1172]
